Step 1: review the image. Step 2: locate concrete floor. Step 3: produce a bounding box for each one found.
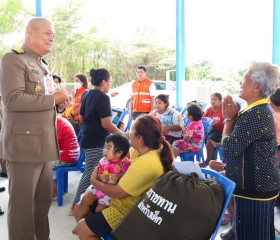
[1,170,280,240]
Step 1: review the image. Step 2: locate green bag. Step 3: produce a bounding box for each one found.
[111,171,224,240]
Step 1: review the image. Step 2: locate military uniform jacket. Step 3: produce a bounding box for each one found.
[0,44,59,163]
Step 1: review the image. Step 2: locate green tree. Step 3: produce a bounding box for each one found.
[0,0,30,57]
[46,0,86,80]
[188,60,214,80]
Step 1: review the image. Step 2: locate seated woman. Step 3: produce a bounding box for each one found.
[172,103,204,158]
[52,116,80,200]
[72,114,174,239]
[149,94,184,144]
[203,92,224,166]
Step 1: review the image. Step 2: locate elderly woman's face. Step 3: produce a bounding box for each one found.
[239,72,256,101]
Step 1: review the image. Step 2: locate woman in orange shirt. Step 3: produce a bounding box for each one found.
[71,74,88,121]
[67,74,88,134]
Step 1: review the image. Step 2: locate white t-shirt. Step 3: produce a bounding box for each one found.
[149,82,157,97]
[150,107,184,138]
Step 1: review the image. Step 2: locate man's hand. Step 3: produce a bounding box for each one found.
[54,90,68,105]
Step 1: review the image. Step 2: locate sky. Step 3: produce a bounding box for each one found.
[22,0,274,70]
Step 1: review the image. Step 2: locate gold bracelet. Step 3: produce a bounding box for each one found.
[223,118,234,124]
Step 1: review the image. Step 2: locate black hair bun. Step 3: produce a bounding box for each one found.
[90,69,96,78]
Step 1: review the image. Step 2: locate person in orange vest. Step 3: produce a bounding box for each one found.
[130,66,156,120]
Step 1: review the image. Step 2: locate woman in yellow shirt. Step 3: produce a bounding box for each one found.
[72,115,174,239]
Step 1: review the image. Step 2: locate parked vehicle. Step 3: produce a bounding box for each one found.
[109,80,244,111]
[109,80,175,109]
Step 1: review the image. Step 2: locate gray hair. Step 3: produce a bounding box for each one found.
[249,61,280,98]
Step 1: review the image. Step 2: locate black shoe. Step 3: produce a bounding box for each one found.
[220,229,235,240]
[0,187,5,192]
[0,172,8,178]
[0,207,4,215]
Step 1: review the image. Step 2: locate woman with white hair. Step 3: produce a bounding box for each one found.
[221,61,280,240]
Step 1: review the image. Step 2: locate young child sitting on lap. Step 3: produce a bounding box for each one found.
[74,133,130,222]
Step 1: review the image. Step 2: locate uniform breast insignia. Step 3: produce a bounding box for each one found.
[12,49,26,54]
[35,81,42,92]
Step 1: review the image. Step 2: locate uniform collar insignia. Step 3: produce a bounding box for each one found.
[38,57,48,65]
[42,58,48,65]
[12,49,26,54]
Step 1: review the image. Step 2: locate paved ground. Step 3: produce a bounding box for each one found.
[1,170,280,240]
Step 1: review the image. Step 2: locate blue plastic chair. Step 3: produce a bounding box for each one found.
[56,126,85,206]
[56,151,85,206]
[200,168,235,240]
[180,117,214,166]
[212,146,225,163]
[179,149,206,166]
[111,107,130,126]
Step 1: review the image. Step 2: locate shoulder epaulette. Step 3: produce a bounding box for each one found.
[12,49,26,54]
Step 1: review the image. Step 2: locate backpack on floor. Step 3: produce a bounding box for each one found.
[111,171,224,240]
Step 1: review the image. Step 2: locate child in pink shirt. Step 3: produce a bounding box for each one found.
[74,133,130,222]
[172,103,204,158]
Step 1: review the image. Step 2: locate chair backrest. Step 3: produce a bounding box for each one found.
[118,108,130,123]
[124,117,133,132]
[111,107,130,128]
[117,108,130,129]
[201,117,214,139]
[111,107,123,125]
[74,126,85,171]
[201,168,235,240]
[180,107,187,116]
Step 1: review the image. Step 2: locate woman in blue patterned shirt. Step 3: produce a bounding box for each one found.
[222,61,280,240]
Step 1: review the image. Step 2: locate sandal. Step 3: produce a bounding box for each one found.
[0,207,4,216]
[68,209,74,216]
[220,229,235,240]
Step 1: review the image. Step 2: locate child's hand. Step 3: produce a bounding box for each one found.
[100,174,108,183]
[162,126,169,135]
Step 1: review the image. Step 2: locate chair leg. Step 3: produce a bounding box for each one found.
[57,171,64,206]
[64,172,68,193]
[196,150,206,167]
[181,155,195,162]
[200,154,206,167]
